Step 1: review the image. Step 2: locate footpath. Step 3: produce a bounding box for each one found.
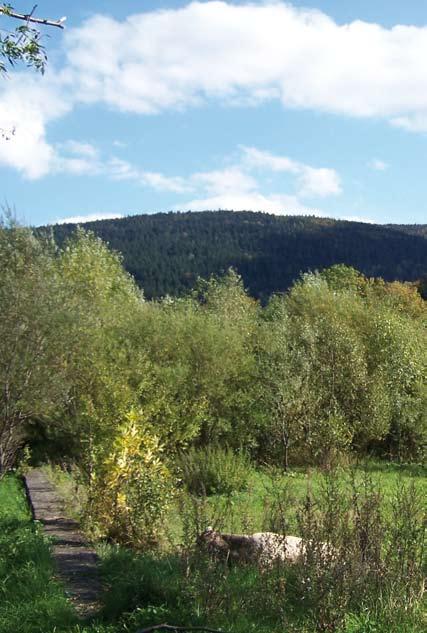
[24,468,102,619]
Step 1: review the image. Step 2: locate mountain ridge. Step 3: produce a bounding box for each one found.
[43,211,427,300]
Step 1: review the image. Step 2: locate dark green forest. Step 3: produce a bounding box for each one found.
[44,211,427,301]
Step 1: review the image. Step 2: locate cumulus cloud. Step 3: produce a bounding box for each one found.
[242,147,341,197]
[0,74,71,179]
[62,2,427,130]
[176,148,339,215]
[3,1,427,181]
[177,192,318,216]
[192,167,257,195]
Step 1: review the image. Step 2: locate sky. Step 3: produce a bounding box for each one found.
[1,1,427,226]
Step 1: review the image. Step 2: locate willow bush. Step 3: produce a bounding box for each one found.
[87,409,174,548]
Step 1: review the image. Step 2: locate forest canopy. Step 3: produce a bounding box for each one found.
[47,211,427,301]
[2,219,426,481]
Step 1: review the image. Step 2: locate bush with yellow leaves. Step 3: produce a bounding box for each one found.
[88,409,175,548]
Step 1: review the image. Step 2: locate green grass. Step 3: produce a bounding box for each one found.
[167,459,427,540]
[2,464,424,633]
[44,459,427,543]
[0,475,76,633]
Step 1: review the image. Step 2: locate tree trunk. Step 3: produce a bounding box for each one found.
[282,430,289,472]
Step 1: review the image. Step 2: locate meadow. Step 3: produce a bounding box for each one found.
[1,461,425,633]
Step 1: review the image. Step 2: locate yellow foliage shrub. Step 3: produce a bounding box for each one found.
[88,409,174,548]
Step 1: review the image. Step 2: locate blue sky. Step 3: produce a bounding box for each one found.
[1,1,427,226]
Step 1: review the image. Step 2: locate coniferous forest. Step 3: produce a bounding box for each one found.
[45,211,427,301]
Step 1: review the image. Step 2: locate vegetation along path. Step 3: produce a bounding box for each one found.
[24,468,101,619]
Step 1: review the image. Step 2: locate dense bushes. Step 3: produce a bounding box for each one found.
[1,219,426,545]
[260,268,427,466]
[293,472,426,631]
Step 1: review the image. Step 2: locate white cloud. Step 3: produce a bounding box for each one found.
[192,167,257,194]
[368,158,389,171]
[108,157,140,181]
[142,171,191,193]
[176,192,318,216]
[0,74,71,179]
[242,147,342,198]
[55,212,124,224]
[62,2,427,130]
[342,215,375,224]
[98,144,339,215]
[242,146,300,173]
[61,140,99,159]
[0,78,104,179]
[3,1,427,183]
[298,166,341,198]
[391,114,427,132]
[53,140,103,176]
[176,147,340,215]
[107,157,191,192]
[54,156,101,176]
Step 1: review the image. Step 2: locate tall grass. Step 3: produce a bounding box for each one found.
[1,466,424,633]
[171,467,426,633]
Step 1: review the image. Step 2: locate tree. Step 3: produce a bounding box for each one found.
[52,229,142,477]
[366,309,427,460]
[282,272,391,464]
[0,4,65,75]
[0,217,67,474]
[258,296,312,470]
[126,269,261,452]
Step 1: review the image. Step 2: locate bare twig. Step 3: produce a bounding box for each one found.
[0,5,66,29]
[136,625,229,633]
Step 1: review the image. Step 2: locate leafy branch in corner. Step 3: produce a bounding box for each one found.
[0,4,66,74]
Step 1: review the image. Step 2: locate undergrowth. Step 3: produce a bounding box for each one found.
[1,466,425,633]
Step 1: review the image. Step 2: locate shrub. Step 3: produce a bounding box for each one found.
[88,409,175,548]
[177,445,253,496]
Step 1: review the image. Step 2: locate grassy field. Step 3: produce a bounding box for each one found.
[0,465,425,633]
[47,458,427,543]
[167,459,427,541]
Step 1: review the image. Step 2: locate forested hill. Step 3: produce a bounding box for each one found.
[46,211,427,300]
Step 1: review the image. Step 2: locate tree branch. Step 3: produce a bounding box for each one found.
[135,625,229,633]
[0,5,66,29]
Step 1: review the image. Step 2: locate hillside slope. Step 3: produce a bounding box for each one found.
[46,211,427,300]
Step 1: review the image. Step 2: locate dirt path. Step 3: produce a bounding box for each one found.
[24,468,102,619]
